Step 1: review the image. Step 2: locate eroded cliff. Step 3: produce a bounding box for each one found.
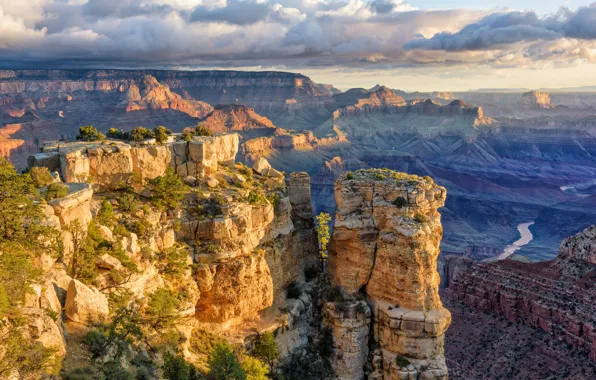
[327,168,451,379]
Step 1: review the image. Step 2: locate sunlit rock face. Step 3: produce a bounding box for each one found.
[328,169,451,379]
[28,134,239,188]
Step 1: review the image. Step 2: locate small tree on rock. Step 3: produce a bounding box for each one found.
[77,125,105,142]
[208,343,246,380]
[315,212,332,267]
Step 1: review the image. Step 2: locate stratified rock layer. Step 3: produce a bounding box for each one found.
[328,169,450,379]
[323,301,372,380]
[28,134,239,188]
[446,225,596,365]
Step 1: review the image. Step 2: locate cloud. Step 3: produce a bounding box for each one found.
[405,4,596,51]
[0,0,594,73]
[190,0,270,25]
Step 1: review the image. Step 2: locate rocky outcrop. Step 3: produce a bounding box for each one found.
[327,169,450,379]
[446,226,596,365]
[200,104,276,134]
[64,279,109,325]
[323,301,372,380]
[559,225,596,265]
[437,255,473,294]
[521,91,554,109]
[118,75,212,117]
[46,183,93,227]
[170,134,239,178]
[29,134,239,187]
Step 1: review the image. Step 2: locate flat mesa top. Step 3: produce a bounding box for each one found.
[341,168,433,186]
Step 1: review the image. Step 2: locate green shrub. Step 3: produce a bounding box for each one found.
[62,366,100,380]
[43,183,69,200]
[106,128,129,140]
[266,192,280,208]
[373,172,387,181]
[96,200,115,227]
[156,245,190,279]
[241,356,268,380]
[154,126,172,144]
[126,217,153,239]
[116,193,140,213]
[251,332,279,370]
[30,167,54,188]
[246,190,266,205]
[237,164,253,180]
[190,329,226,357]
[145,288,181,329]
[393,196,407,208]
[76,125,105,141]
[103,361,133,380]
[346,171,354,180]
[195,123,213,137]
[130,126,154,142]
[162,351,203,380]
[148,168,187,211]
[395,355,411,368]
[208,343,246,380]
[414,213,428,224]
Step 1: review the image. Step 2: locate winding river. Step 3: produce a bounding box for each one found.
[485,221,535,262]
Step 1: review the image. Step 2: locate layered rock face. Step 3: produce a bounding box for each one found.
[28,134,239,187]
[446,225,596,365]
[323,301,372,380]
[188,170,319,324]
[327,169,451,379]
[437,255,473,294]
[200,104,276,134]
[559,225,596,265]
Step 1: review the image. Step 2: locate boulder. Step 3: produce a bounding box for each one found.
[230,173,246,185]
[204,176,219,188]
[184,176,197,186]
[252,157,271,175]
[95,254,123,271]
[98,225,114,243]
[266,167,284,178]
[65,279,109,325]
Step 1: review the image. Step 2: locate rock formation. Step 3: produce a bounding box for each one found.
[327,169,450,379]
[521,90,554,109]
[446,225,596,366]
[437,255,473,294]
[200,104,276,134]
[29,134,239,188]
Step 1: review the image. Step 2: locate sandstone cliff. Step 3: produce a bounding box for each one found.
[20,132,322,378]
[327,169,451,379]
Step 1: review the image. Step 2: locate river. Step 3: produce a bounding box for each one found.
[485,222,535,262]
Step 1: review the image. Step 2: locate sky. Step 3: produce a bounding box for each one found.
[0,0,595,91]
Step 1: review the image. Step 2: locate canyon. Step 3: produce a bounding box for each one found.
[9,130,451,379]
[444,225,596,379]
[2,70,595,262]
[1,68,596,378]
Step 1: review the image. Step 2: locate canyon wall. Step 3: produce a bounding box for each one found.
[327,169,451,379]
[446,225,596,365]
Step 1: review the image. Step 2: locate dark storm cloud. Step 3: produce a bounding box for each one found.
[368,0,398,14]
[405,3,596,51]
